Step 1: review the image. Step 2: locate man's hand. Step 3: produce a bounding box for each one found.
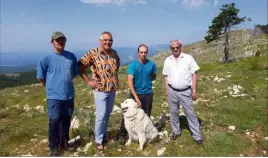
[192,90,197,101]
[87,80,101,89]
[38,78,46,87]
[134,96,141,107]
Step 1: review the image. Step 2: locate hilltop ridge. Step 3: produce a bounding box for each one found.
[151,29,267,66]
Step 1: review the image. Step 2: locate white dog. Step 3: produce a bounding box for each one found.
[121,98,165,151]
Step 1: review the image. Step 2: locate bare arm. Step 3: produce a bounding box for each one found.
[78,61,100,89]
[191,72,198,101]
[128,74,141,106]
[128,74,138,99]
[78,61,91,83]
[192,72,198,92]
[38,78,46,87]
[164,75,169,100]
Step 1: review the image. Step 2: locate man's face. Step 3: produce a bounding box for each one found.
[138,46,148,61]
[170,42,181,57]
[52,37,66,51]
[100,34,113,51]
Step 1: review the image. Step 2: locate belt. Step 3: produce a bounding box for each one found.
[168,84,191,91]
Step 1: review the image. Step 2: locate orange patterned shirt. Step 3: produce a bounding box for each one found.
[79,48,120,91]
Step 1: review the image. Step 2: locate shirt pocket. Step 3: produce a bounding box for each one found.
[178,64,190,74]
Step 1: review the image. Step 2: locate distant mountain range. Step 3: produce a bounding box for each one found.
[0,44,169,74]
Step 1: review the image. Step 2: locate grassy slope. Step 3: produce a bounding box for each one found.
[0,53,267,156]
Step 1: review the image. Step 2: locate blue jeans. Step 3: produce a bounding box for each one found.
[47,99,74,150]
[93,91,115,144]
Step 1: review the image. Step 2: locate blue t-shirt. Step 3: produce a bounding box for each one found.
[127,60,157,94]
[36,50,79,100]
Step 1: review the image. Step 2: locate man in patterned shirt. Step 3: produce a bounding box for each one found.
[78,31,120,151]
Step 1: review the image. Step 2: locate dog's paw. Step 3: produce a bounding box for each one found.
[125,140,131,146]
[137,147,143,151]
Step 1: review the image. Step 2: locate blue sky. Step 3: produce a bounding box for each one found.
[0,0,267,53]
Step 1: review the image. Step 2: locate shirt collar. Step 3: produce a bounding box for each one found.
[169,52,185,60]
[98,47,113,55]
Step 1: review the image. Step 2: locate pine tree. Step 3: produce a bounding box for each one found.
[205,3,250,63]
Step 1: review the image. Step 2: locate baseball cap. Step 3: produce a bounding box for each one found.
[51,31,66,40]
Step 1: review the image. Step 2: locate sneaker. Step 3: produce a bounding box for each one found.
[48,148,60,156]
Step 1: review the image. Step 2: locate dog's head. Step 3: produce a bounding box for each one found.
[120,98,138,117]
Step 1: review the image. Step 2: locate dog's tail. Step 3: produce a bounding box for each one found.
[154,113,167,132]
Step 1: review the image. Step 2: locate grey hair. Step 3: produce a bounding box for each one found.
[169,40,182,46]
[99,31,113,40]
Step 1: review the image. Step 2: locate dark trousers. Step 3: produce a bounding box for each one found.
[118,93,153,138]
[47,99,74,150]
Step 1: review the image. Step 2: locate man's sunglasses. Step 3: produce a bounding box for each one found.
[103,39,113,42]
[55,38,66,42]
[171,46,181,50]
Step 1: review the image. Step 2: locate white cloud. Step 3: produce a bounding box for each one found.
[80,0,112,4]
[80,0,215,9]
[181,0,209,9]
[80,0,147,6]
[137,0,148,5]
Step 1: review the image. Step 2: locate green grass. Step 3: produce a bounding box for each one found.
[0,54,267,156]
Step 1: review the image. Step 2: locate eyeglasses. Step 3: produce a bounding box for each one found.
[55,37,66,42]
[55,38,66,44]
[171,46,181,50]
[103,39,113,42]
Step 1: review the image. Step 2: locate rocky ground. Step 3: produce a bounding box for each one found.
[0,54,267,156]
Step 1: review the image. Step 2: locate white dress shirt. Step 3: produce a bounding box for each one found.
[162,52,200,90]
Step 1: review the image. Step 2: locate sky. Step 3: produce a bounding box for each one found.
[0,0,267,53]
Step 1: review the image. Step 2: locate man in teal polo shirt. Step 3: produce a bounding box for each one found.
[117,44,157,143]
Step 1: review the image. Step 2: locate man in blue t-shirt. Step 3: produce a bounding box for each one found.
[117,44,157,143]
[36,31,79,156]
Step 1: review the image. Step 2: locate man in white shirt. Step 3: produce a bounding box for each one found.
[162,40,203,145]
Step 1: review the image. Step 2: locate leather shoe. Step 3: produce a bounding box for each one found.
[48,148,61,156]
[170,133,181,140]
[195,139,203,145]
[60,143,76,152]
